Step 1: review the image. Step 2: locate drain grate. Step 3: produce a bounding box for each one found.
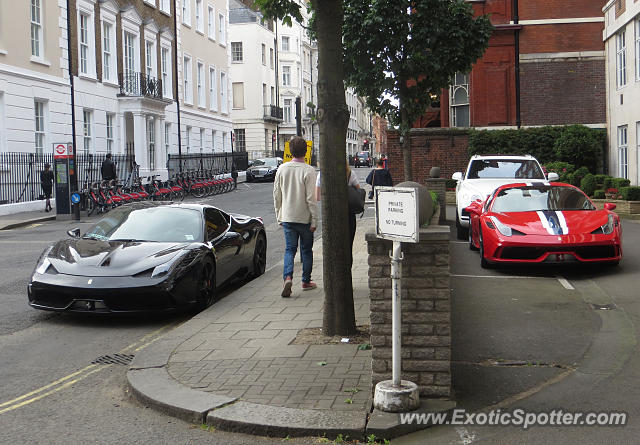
[591,303,617,311]
[91,354,135,366]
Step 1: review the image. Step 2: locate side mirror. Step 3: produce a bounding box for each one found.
[604,202,617,211]
[452,172,463,181]
[547,172,559,181]
[465,200,482,215]
[67,228,81,238]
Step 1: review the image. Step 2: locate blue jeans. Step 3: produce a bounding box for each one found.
[282,222,314,283]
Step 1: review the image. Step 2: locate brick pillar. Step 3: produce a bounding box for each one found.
[425,178,447,225]
[366,227,451,398]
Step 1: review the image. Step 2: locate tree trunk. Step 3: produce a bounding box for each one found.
[316,1,357,336]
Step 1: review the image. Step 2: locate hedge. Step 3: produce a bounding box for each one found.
[593,189,605,199]
[468,125,606,172]
[580,174,598,197]
[620,186,640,201]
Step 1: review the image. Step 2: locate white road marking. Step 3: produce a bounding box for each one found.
[557,276,575,290]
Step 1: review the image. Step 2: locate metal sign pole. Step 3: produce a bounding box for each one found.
[391,240,403,387]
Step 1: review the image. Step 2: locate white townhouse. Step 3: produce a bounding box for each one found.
[177,0,233,163]
[228,0,281,160]
[0,0,72,154]
[603,0,640,185]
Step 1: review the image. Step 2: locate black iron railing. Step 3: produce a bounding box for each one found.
[118,72,163,99]
[167,152,249,177]
[263,105,283,121]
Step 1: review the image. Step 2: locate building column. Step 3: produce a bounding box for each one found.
[117,112,126,155]
[133,112,148,176]
[156,116,168,180]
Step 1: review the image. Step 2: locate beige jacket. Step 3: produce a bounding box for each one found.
[273,161,318,227]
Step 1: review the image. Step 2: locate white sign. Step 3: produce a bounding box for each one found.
[53,143,73,159]
[375,186,420,243]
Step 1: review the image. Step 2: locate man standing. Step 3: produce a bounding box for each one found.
[101,153,117,181]
[273,136,318,297]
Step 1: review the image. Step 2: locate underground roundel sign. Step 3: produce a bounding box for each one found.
[53,143,72,159]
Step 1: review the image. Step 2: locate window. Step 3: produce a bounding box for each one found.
[222,131,227,151]
[235,129,246,152]
[185,126,191,154]
[231,42,243,62]
[197,62,205,107]
[270,48,274,69]
[195,0,203,33]
[148,117,155,170]
[102,22,115,82]
[106,113,114,153]
[618,125,628,179]
[450,72,470,127]
[616,29,627,88]
[211,129,216,151]
[232,82,244,109]
[218,12,225,44]
[160,0,170,14]
[34,101,45,155]
[124,32,136,75]
[284,98,292,122]
[209,67,217,111]
[636,18,640,81]
[145,40,156,78]
[83,110,92,155]
[165,123,170,158]
[270,86,275,105]
[262,84,267,107]
[261,44,266,65]
[182,0,191,25]
[79,13,90,75]
[161,45,172,98]
[199,128,204,153]
[0,92,5,152]
[282,66,291,86]
[31,0,42,58]
[183,55,192,104]
[220,72,227,113]
[282,36,289,51]
[208,6,215,39]
[205,208,229,240]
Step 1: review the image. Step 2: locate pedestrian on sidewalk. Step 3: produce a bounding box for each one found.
[315,160,361,266]
[40,163,54,213]
[101,153,117,181]
[273,136,318,297]
[366,158,393,199]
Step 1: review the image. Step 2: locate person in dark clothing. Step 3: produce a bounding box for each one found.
[366,158,393,199]
[101,153,117,181]
[40,163,54,212]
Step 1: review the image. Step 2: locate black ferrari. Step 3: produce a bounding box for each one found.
[27,202,267,313]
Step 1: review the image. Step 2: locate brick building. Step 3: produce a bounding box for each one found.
[438,0,607,129]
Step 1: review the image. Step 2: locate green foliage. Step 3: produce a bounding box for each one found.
[252,0,304,26]
[580,174,598,197]
[469,126,605,172]
[620,186,640,201]
[445,179,458,189]
[569,167,590,187]
[611,178,631,190]
[593,174,609,188]
[593,189,605,199]
[343,0,493,133]
[544,162,575,183]
[429,190,439,222]
[603,176,614,189]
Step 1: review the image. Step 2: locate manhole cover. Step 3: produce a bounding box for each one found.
[91,354,135,366]
[591,303,617,311]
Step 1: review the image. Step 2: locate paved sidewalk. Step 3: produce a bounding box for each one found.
[0,209,56,230]
[128,217,379,438]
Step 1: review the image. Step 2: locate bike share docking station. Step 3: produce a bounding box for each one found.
[373,186,421,412]
[52,143,76,220]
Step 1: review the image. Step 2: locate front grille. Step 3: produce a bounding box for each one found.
[574,245,616,259]
[499,245,617,261]
[500,247,544,260]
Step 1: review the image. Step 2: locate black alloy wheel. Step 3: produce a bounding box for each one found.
[196,257,216,310]
[479,229,491,269]
[251,233,267,278]
[469,223,479,251]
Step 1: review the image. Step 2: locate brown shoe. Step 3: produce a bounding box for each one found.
[282,277,293,298]
[301,281,317,291]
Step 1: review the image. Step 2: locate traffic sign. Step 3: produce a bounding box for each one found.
[71,192,81,204]
[375,186,420,243]
[53,143,73,159]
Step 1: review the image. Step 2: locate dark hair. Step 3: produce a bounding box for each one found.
[376,158,384,167]
[44,163,51,169]
[289,136,307,158]
[105,153,112,158]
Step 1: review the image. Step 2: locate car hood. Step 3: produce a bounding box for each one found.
[488,210,611,235]
[45,239,192,277]
[248,165,276,172]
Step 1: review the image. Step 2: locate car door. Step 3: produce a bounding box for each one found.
[205,208,243,284]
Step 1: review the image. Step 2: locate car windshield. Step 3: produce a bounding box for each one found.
[491,186,596,213]
[83,206,204,242]
[467,159,545,179]
[358,153,369,158]
[253,158,278,167]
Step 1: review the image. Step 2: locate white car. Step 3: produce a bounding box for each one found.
[452,154,558,239]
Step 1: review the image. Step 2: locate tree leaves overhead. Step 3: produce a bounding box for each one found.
[252,0,305,26]
[343,0,493,132]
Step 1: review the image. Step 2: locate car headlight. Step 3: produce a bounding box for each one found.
[34,246,54,274]
[600,214,615,235]
[151,250,198,278]
[489,216,513,237]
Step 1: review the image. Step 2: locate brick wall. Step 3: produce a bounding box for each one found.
[387,129,469,185]
[520,59,606,125]
[520,22,605,54]
[366,227,452,398]
[519,0,606,20]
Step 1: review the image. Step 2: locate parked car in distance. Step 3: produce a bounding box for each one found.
[466,182,622,268]
[354,151,373,168]
[27,202,267,313]
[452,154,558,239]
[246,157,282,182]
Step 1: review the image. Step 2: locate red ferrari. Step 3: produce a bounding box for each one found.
[466,182,622,268]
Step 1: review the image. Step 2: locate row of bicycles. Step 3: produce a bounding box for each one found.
[81,170,236,216]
